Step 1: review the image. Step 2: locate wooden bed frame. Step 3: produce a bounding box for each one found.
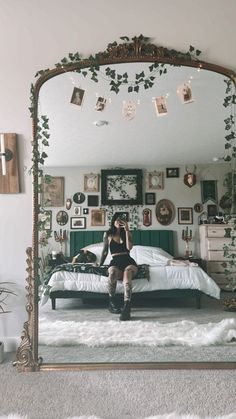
[49,229,204,310]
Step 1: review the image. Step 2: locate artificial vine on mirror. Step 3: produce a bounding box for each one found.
[34,35,202,94]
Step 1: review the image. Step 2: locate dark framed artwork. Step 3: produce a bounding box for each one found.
[70,217,86,229]
[101,169,143,205]
[56,210,69,226]
[156,199,175,226]
[178,207,193,225]
[166,168,179,178]
[73,192,86,204]
[83,208,89,215]
[87,195,99,207]
[201,180,218,203]
[207,204,218,217]
[145,193,156,205]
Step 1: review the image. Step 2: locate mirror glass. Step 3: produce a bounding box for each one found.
[35,55,236,366]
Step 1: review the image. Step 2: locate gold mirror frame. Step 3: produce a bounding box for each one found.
[14,36,236,371]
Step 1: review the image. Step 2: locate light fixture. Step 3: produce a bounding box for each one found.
[0,134,6,175]
[93,120,109,127]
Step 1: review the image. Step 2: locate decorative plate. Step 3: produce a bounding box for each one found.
[155,199,175,226]
[194,203,203,213]
[73,192,86,204]
[56,210,68,226]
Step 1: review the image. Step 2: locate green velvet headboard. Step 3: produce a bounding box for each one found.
[70,230,174,257]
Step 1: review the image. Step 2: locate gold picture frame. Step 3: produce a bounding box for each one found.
[147,171,164,190]
[91,209,106,226]
[41,176,64,207]
[84,173,100,192]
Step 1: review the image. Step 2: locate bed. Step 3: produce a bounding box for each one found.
[41,229,220,310]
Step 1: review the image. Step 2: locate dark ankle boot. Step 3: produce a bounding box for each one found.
[119,301,131,321]
[108,296,121,314]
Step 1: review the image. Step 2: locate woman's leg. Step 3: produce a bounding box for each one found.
[120,265,138,321]
[107,266,122,297]
[123,265,138,301]
[107,266,122,313]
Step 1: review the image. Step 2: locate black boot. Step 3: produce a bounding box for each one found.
[119,301,131,321]
[108,296,121,314]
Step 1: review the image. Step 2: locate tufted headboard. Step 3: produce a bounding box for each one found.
[70,229,174,257]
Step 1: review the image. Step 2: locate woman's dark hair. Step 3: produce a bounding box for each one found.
[107,212,126,241]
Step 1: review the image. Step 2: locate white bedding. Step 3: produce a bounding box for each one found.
[41,264,220,305]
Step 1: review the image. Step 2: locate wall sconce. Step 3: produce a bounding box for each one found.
[0,133,20,193]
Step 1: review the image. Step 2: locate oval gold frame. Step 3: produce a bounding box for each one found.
[14,36,236,371]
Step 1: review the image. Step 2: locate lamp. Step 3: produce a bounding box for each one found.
[0,134,6,176]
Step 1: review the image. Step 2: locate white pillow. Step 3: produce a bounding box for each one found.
[130,245,173,266]
[82,242,112,264]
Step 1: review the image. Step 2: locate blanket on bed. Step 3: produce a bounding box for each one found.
[44,263,149,285]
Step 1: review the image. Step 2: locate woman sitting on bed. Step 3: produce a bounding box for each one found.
[100,213,137,321]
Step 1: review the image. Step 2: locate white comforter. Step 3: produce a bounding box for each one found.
[42,263,220,305]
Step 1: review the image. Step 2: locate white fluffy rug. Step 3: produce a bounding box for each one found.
[38,317,236,347]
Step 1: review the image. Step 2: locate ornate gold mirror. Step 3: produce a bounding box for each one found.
[14,36,236,371]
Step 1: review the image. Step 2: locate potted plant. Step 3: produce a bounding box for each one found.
[0,282,17,362]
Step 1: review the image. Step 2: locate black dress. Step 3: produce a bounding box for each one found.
[108,238,137,271]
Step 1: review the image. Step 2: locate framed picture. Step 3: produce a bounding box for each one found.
[56,210,69,226]
[87,195,99,207]
[156,199,175,226]
[70,217,86,229]
[83,208,89,215]
[84,173,100,192]
[101,169,143,205]
[178,207,193,225]
[91,209,106,226]
[74,206,81,216]
[73,192,86,204]
[207,204,218,217]
[41,176,64,207]
[147,171,164,190]
[70,87,85,107]
[166,168,179,178]
[145,193,156,205]
[38,210,52,230]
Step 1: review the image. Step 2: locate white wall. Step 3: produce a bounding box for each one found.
[0,0,236,344]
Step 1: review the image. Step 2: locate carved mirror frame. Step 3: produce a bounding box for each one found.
[14,36,236,371]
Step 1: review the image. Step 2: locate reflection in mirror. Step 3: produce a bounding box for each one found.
[14,38,236,371]
[36,62,236,365]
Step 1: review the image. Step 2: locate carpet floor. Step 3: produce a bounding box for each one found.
[38,294,236,363]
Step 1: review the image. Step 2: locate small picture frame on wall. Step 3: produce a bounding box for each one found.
[74,206,81,216]
[147,171,164,190]
[166,168,179,178]
[91,209,106,226]
[83,208,89,215]
[145,193,156,205]
[87,195,99,207]
[84,173,100,192]
[207,204,218,217]
[70,217,86,229]
[178,207,193,225]
[38,210,52,230]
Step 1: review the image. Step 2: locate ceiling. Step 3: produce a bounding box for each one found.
[38,61,228,168]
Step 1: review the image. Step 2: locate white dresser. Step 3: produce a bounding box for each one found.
[199,224,235,289]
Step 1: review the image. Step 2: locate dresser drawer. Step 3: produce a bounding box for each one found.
[206,238,231,250]
[207,250,236,261]
[207,261,236,273]
[207,226,231,238]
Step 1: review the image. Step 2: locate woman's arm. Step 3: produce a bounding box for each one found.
[100,232,109,265]
[122,221,133,251]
